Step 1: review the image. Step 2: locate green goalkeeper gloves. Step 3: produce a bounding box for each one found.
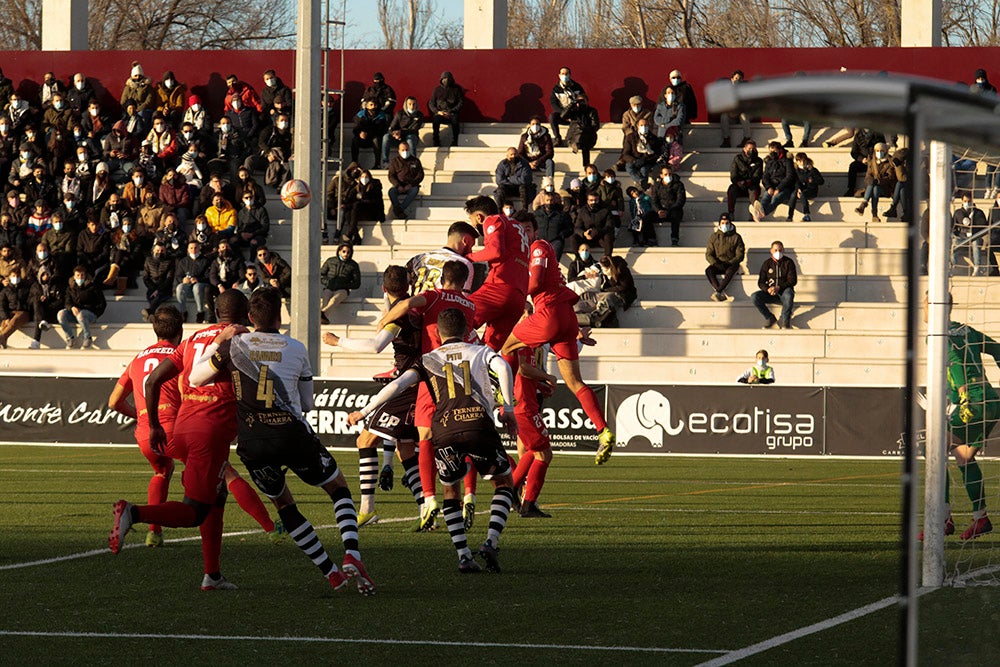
[958,386,974,424]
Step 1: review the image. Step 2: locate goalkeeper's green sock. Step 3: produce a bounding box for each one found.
[960,460,986,513]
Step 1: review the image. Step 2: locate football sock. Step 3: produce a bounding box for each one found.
[331,486,361,560]
[400,455,424,505]
[575,386,607,432]
[280,503,335,577]
[524,459,550,503]
[945,470,951,505]
[512,454,534,489]
[418,439,437,497]
[960,460,986,513]
[136,501,197,527]
[442,498,471,560]
[199,505,224,575]
[486,486,514,547]
[381,442,396,470]
[147,473,171,534]
[227,476,275,532]
[463,460,478,496]
[358,446,379,514]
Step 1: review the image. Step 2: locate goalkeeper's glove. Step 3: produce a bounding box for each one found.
[958,387,974,424]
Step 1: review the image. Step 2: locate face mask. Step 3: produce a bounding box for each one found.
[639,125,649,135]
[231,100,241,110]
[122,225,131,234]
[580,250,590,261]
[65,201,74,210]
[188,252,198,260]
[13,100,25,110]
[756,359,767,368]
[25,132,34,140]
[191,104,201,113]
[277,122,288,130]
[265,78,276,87]
[7,199,16,208]
[545,186,554,193]
[133,177,143,186]
[220,124,230,134]
[53,101,63,110]
[8,275,18,285]
[360,177,369,185]
[559,74,569,84]
[196,222,206,231]
[89,108,98,117]
[875,152,885,160]
[78,152,87,161]
[772,251,783,261]
[74,277,84,286]
[164,79,173,89]
[75,81,84,91]
[720,222,732,233]
[670,77,681,85]
[604,177,614,184]
[662,175,672,184]
[529,124,539,134]
[665,95,674,104]
[37,251,48,260]
[243,199,253,207]
[53,222,63,231]
[631,105,640,113]
[769,152,778,159]
[20,152,28,161]
[586,174,597,183]
[963,202,972,211]
[502,207,514,217]
[400,150,409,159]
[0,124,7,133]
[154,123,164,132]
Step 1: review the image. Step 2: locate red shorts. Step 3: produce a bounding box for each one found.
[511,300,580,361]
[471,284,526,350]
[414,382,435,429]
[515,409,550,452]
[137,422,177,476]
[172,423,231,505]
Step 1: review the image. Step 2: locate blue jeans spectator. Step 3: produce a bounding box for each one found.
[175,281,208,319]
[760,188,794,216]
[389,185,420,217]
[781,119,812,146]
[57,307,97,343]
[382,132,418,164]
[860,183,883,211]
[751,287,795,327]
[529,157,555,180]
[626,158,657,188]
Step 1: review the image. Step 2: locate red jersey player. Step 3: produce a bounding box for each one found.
[500,216,616,465]
[108,290,282,590]
[464,195,530,352]
[107,305,184,548]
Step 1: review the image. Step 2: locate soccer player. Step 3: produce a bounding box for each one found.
[323,265,425,526]
[189,287,375,594]
[108,290,282,591]
[349,308,518,573]
[510,341,559,518]
[500,216,616,464]
[107,305,184,547]
[405,221,478,294]
[378,260,476,531]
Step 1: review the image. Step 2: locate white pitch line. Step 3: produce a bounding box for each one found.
[555,507,900,516]
[0,630,730,655]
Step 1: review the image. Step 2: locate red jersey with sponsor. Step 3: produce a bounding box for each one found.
[168,324,237,439]
[414,288,477,353]
[528,238,578,309]
[467,213,530,294]
[117,340,180,441]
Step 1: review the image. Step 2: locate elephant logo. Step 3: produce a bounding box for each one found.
[615,390,682,449]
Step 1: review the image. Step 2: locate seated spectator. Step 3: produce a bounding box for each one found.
[261,69,294,122]
[737,349,775,384]
[89,161,114,212]
[654,86,687,141]
[351,97,389,169]
[182,95,209,138]
[574,255,636,328]
[141,240,175,320]
[26,199,53,247]
[549,66,585,147]
[325,161,360,243]
[138,190,167,240]
[67,72,96,117]
[662,126,683,171]
[233,189,270,257]
[662,69,698,121]
[28,241,58,282]
[705,213,745,302]
[0,265,31,348]
[727,138,762,220]
[362,71,396,118]
[224,74,263,116]
[41,211,76,278]
[387,142,424,219]
[159,167,193,225]
[854,142,896,223]
[209,238,246,311]
[319,243,361,324]
[104,216,143,296]
[205,192,237,240]
[0,243,20,279]
[208,117,248,181]
[781,117,811,148]
[651,165,686,247]
[581,164,601,195]
[719,70,750,148]
[145,114,178,166]
[572,191,615,258]
[7,91,34,137]
[176,140,204,189]
[616,95,653,168]
[174,240,211,322]
[76,215,110,283]
[597,168,625,229]
[121,167,153,208]
[565,91,599,170]
[620,117,661,189]
[531,176,556,210]
[248,113,292,181]
[42,91,74,138]
[255,245,291,299]
[494,147,534,212]
[121,101,149,142]
[236,263,263,298]
[845,127,886,197]
[788,152,824,222]
[428,71,464,147]
[81,99,110,142]
[58,264,106,348]
[751,240,797,329]
[752,141,796,221]
[0,218,23,261]
[25,164,58,210]
[534,190,573,260]
[952,192,989,276]
[517,117,555,181]
[153,211,186,260]
[564,177,586,214]
[625,185,657,247]
[339,169,384,245]
[383,96,424,166]
[103,120,137,184]
[884,147,909,220]
[120,61,155,123]
[153,70,186,125]
[27,265,62,348]
[233,165,267,206]
[197,172,236,215]
[100,192,132,232]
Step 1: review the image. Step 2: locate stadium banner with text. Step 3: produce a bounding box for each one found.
[0,375,901,455]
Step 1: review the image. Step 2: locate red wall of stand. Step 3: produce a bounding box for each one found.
[0,48,994,122]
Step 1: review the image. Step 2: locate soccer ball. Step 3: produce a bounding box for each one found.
[280,179,311,210]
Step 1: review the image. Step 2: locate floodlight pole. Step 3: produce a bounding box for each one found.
[291,0,323,369]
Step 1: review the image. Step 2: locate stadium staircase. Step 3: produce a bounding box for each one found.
[1,121,990,385]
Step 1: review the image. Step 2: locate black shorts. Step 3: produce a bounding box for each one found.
[365,385,418,443]
[434,429,511,486]
[236,421,340,498]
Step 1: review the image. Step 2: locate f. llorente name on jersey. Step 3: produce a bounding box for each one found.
[306,385,372,435]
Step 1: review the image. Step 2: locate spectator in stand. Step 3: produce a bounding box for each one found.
[625,185,656,247]
[572,191,614,258]
[727,138,763,220]
[153,211,186,260]
[42,91,74,138]
[340,168,384,245]
[621,117,662,189]
[197,172,236,215]
[0,217,23,260]
[654,86,687,141]
[25,164,58,210]
[103,120,137,184]
[176,137,204,188]
[737,349,775,384]
[319,243,360,324]
[234,264,262,299]
[141,240,174,321]
[57,162,83,211]
[255,245,291,299]
[972,68,997,95]
[159,167,192,225]
[952,192,989,275]
[661,69,698,121]
[530,175,556,210]
[58,264,106,349]
[26,199,52,247]
[651,165,686,247]
[751,240,798,329]
[0,69,12,111]
[517,116,555,181]
[27,265,62,348]
[7,91,34,137]
[39,72,66,112]
[351,97,389,169]
[261,69,294,123]
[885,147,909,220]
[383,96,423,166]
[42,210,76,278]
[209,237,245,312]
[205,192,237,240]
[189,215,217,249]
[719,70,750,148]
[0,265,31,348]
[566,91,599,171]
[224,74,263,116]
[104,216,143,296]
[582,163,601,196]
[23,126,48,166]
[247,112,292,177]
[67,73,96,117]
[8,146,35,193]
[751,141,797,222]
[534,189,574,260]
[662,126,683,172]
[494,146,534,212]
[208,116,247,181]
[387,141,424,220]
[154,71,186,126]
[428,71,464,147]
[138,189,167,245]
[597,168,625,230]
[28,242,57,282]
[550,67,585,148]
[575,255,636,328]
[0,121,16,179]
[234,189,270,257]
[845,127,886,197]
[567,242,597,280]
[362,72,397,118]
[705,213,745,302]
[120,101,148,143]
[855,142,896,223]
[100,192,132,233]
[145,114,178,167]
[325,162,359,243]
[226,93,260,146]
[788,152,824,222]
[174,240,211,323]
[0,243,22,279]
[182,95,209,138]
[82,99,110,142]
[121,167,152,209]
[565,176,586,214]
[234,165,267,206]
[120,62,155,124]
[88,161,113,211]
[616,95,653,169]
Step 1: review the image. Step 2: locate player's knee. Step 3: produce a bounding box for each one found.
[183,497,214,525]
[535,449,553,463]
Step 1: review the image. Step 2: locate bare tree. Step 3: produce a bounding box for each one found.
[376,0,459,49]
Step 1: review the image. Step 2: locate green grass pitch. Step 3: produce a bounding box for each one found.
[0,445,997,665]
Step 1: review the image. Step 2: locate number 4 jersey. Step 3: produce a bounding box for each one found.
[420,340,504,439]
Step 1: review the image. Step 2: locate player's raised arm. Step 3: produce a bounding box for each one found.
[489,354,516,413]
[347,368,420,426]
[378,294,426,330]
[325,327,397,353]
